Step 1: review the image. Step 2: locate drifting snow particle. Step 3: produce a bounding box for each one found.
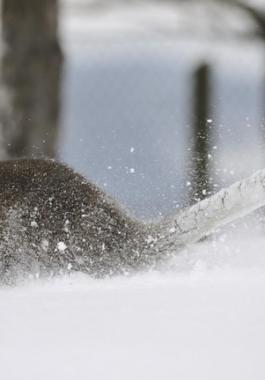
[230,170,235,175]
[186,181,191,187]
[30,221,38,228]
[146,235,154,244]
[67,263,72,270]
[48,197,54,204]
[63,219,70,233]
[41,239,49,251]
[169,227,176,234]
[202,189,207,195]
[130,147,135,153]
[219,234,227,243]
[129,168,135,174]
[102,243,105,251]
[207,119,213,123]
[57,242,67,252]
[207,154,212,159]
[107,166,112,170]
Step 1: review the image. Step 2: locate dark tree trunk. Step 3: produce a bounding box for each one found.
[191,63,212,203]
[0,0,63,158]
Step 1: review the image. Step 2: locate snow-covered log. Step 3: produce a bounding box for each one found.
[155,169,265,253]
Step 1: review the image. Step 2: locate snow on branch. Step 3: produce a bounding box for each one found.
[156,169,265,252]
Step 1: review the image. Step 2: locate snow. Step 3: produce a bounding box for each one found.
[1,227,265,380]
[57,241,68,252]
[1,3,263,378]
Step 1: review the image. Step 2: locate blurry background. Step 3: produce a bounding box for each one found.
[0,0,264,219]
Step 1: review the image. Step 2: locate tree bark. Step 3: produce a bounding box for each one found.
[0,0,63,158]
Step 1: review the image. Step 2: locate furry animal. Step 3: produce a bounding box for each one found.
[0,159,160,284]
[1,159,265,284]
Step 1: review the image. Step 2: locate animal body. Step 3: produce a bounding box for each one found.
[0,159,157,284]
[1,159,265,285]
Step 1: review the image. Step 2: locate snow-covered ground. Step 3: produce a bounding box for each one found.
[1,229,265,380]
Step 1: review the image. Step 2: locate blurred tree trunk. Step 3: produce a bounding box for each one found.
[214,1,265,142]
[0,0,63,159]
[190,63,212,203]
